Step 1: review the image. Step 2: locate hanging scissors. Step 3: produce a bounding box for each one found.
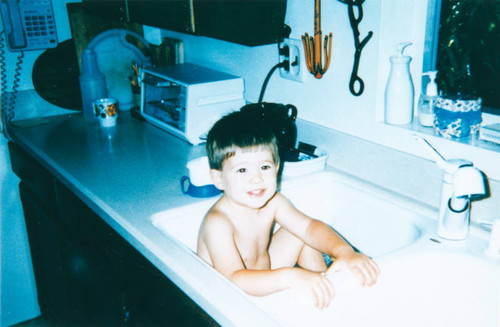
[339,0,373,96]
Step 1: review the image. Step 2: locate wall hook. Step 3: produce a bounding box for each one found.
[302,0,332,79]
[338,0,373,96]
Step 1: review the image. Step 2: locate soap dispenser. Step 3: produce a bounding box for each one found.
[79,49,107,122]
[384,42,414,125]
[418,71,438,127]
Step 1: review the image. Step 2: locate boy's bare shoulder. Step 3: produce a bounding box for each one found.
[272,191,288,202]
[270,191,293,208]
[201,201,234,233]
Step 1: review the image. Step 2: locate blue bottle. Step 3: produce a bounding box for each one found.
[79,49,107,122]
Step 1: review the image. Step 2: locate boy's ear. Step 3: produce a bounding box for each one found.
[210,169,224,190]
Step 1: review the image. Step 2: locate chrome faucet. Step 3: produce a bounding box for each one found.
[414,136,486,240]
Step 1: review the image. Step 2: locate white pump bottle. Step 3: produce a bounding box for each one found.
[418,71,438,127]
[384,42,414,125]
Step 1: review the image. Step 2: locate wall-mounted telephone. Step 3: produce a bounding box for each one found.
[0,0,57,51]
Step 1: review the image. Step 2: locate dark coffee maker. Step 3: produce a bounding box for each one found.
[241,102,298,162]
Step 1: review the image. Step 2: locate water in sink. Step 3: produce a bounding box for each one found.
[152,171,422,258]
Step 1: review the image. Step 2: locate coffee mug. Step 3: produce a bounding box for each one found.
[180,176,221,198]
[94,98,118,127]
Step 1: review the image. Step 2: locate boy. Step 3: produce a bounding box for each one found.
[197,109,379,309]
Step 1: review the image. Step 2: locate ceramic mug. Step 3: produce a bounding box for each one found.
[94,98,118,127]
[180,176,221,198]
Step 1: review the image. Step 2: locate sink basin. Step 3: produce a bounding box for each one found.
[152,171,422,258]
[252,251,500,327]
[151,170,499,327]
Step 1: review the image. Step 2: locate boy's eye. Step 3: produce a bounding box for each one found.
[261,165,272,171]
[236,168,246,173]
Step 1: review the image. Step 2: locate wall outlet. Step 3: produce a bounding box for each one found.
[279,38,304,82]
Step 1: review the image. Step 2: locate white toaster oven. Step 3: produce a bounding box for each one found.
[140,63,245,145]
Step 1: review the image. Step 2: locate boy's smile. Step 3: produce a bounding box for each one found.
[248,189,266,197]
[211,148,279,209]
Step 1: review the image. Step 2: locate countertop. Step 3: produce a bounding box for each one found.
[8,111,281,327]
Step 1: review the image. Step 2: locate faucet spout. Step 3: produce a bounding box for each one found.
[437,164,486,240]
[438,198,470,240]
[414,135,486,240]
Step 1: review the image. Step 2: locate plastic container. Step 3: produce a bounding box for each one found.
[384,42,414,125]
[79,49,107,122]
[418,71,438,127]
[86,29,151,111]
[434,95,482,138]
[282,148,328,177]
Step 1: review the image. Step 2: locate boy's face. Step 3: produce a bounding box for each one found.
[211,148,279,209]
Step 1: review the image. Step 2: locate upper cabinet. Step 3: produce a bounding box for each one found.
[127,0,195,34]
[193,0,288,46]
[81,0,129,22]
[82,0,288,46]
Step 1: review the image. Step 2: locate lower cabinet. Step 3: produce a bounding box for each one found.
[10,142,218,326]
[19,182,70,326]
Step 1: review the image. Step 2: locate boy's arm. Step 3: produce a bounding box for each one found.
[311,217,380,286]
[274,194,380,286]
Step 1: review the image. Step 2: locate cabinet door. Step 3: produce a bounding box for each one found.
[125,0,286,46]
[127,0,195,33]
[193,0,287,46]
[81,0,129,22]
[123,246,219,326]
[18,182,70,325]
[55,181,128,325]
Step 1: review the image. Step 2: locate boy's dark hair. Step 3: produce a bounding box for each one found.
[206,109,280,170]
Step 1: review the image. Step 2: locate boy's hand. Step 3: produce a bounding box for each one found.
[327,250,380,287]
[289,268,335,309]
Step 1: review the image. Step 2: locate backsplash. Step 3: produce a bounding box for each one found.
[295,119,500,224]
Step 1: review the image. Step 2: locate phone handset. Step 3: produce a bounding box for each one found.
[0,0,27,50]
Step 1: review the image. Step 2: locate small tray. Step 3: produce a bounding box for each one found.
[282,148,328,177]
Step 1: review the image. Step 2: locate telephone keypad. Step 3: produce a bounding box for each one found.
[21,0,58,50]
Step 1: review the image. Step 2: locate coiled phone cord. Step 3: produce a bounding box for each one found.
[0,30,24,140]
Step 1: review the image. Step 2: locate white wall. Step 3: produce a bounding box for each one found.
[0,1,78,325]
[145,0,500,221]
[148,0,422,146]
[147,0,500,182]
[0,137,40,326]
[152,0,383,123]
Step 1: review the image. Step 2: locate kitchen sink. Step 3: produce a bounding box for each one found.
[151,170,423,259]
[151,170,499,327]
